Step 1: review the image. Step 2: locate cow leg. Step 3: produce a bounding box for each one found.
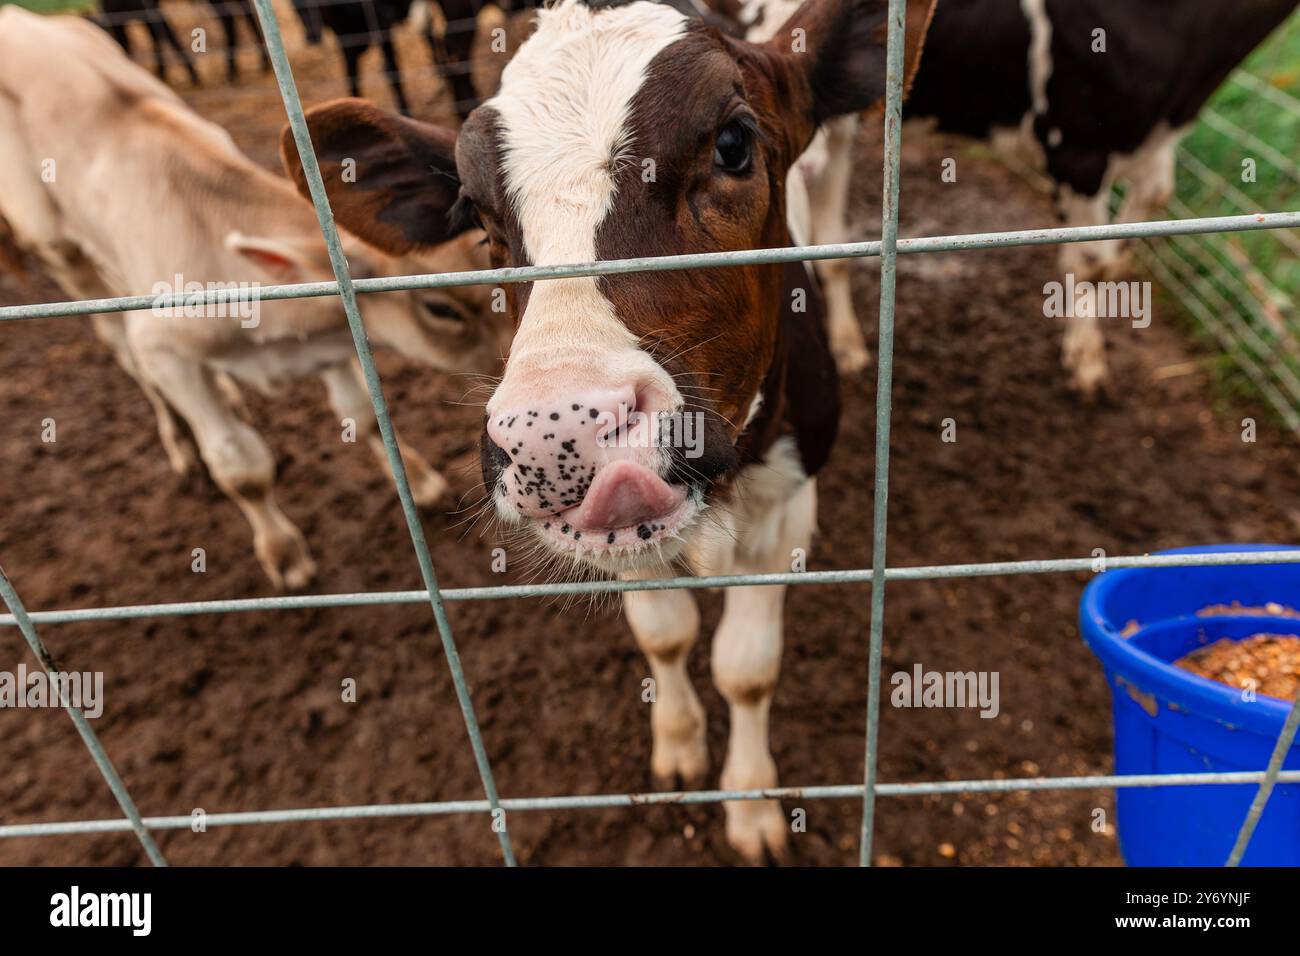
[217,9,239,81]
[145,13,201,86]
[1056,186,1114,400]
[440,20,479,122]
[91,314,197,476]
[140,19,168,80]
[808,114,869,374]
[378,34,410,115]
[243,3,272,72]
[342,41,365,99]
[623,584,708,788]
[1110,135,1179,274]
[320,359,450,507]
[711,475,816,863]
[107,21,133,56]
[133,345,315,589]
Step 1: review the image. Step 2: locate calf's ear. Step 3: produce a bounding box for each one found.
[224,232,326,283]
[768,0,937,126]
[279,98,473,256]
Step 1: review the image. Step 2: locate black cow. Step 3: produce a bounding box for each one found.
[288,0,541,120]
[903,0,1299,396]
[433,0,546,119]
[289,0,432,115]
[95,0,202,86]
[211,0,271,81]
[95,0,272,84]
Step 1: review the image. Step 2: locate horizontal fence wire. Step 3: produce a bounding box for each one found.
[2,0,1299,867]
[6,770,1300,841]
[5,550,1300,628]
[2,213,1298,323]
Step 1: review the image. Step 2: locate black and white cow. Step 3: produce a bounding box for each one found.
[282,0,936,860]
[775,0,1297,398]
[905,0,1298,397]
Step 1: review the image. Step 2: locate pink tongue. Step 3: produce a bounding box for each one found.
[566,461,684,532]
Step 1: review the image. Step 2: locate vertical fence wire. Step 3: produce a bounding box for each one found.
[0,566,167,867]
[250,0,517,866]
[858,0,908,868]
[1227,682,1300,865]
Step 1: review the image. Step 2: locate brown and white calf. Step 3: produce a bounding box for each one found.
[287,0,935,860]
[0,7,508,588]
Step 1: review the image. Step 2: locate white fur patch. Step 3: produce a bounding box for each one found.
[688,434,809,573]
[484,0,689,410]
[1020,0,1053,117]
[489,0,687,268]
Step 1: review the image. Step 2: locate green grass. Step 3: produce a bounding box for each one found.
[0,0,95,14]
[1181,14,1300,289]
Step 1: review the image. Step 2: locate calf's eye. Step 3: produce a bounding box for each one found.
[713,119,753,175]
[422,300,466,323]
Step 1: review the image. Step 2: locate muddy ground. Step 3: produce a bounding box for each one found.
[2,7,1299,866]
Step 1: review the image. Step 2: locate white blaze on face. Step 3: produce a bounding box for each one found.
[485,0,689,379]
[490,0,687,267]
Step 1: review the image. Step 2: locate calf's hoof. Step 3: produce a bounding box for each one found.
[725,798,789,865]
[256,532,317,591]
[1065,354,1115,405]
[832,342,872,376]
[163,440,198,479]
[410,468,451,509]
[651,734,709,792]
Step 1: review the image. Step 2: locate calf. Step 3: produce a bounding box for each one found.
[284,0,936,860]
[0,8,509,589]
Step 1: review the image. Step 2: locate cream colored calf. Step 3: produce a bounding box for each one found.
[0,8,507,588]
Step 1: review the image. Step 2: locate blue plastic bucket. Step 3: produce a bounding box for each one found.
[1079,544,1300,866]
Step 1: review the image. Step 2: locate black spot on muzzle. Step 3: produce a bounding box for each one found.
[480,424,511,495]
[480,408,738,501]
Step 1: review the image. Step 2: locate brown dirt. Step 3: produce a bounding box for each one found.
[3,10,1300,867]
[1177,635,1300,700]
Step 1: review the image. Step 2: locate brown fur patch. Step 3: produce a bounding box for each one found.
[280,98,468,256]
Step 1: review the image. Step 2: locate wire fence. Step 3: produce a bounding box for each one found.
[2,0,1300,868]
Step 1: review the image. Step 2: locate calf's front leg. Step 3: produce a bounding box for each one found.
[711,475,817,863]
[133,344,315,589]
[623,583,708,788]
[1056,184,1116,401]
[321,359,450,507]
[91,314,197,477]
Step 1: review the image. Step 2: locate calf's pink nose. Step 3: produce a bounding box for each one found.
[487,387,645,518]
